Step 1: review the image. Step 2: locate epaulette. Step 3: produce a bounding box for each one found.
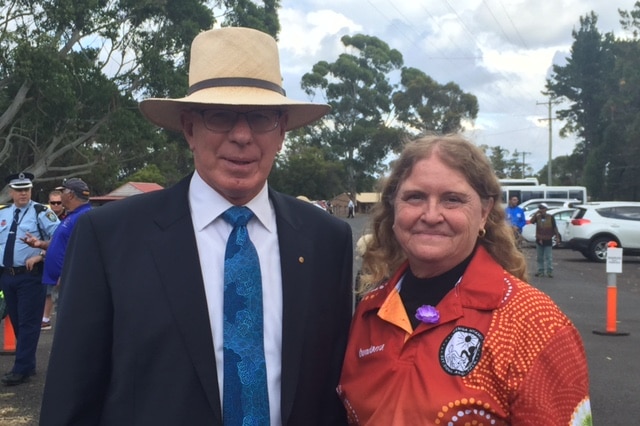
[33,203,47,215]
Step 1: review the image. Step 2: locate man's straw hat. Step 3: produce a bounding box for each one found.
[139,27,330,132]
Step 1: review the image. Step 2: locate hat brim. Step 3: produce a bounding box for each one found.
[10,183,33,189]
[139,86,330,133]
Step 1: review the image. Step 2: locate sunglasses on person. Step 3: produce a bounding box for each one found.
[49,201,62,205]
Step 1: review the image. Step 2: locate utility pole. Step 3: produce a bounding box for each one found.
[537,94,561,185]
[521,151,531,178]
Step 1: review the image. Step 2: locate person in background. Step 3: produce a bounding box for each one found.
[24,179,93,332]
[0,173,59,386]
[47,190,66,220]
[505,195,525,248]
[529,203,561,278]
[338,135,591,425]
[347,199,355,218]
[40,190,67,330]
[41,27,353,425]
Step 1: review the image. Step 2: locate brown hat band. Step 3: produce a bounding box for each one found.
[188,77,286,96]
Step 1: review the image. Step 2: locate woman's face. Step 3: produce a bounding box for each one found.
[392,154,493,278]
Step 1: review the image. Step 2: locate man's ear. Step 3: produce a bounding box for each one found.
[279,113,288,137]
[181,110,195,138]
[181,110,197,151]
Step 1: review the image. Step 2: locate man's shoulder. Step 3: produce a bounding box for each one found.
[85,181,187,228]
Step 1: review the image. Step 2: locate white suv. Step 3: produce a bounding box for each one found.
[519,198,581,216]
[564,202,640,262]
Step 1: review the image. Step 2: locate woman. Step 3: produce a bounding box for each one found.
[338,135,591,425]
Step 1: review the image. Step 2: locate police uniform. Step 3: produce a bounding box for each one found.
[0,173,59,385]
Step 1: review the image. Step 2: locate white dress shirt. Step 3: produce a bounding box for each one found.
[189,172,283,425]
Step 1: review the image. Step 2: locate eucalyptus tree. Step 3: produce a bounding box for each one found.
[301,34,405,194]
[393,67,478,135]
[300,34,479,194]
[0,0,282,200]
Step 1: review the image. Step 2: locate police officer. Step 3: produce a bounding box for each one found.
[0,172,59,386]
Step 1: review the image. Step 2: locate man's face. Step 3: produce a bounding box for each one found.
[49,195,64,215]
[59,188,75,210]
[10,188,32,208]
[180,107,287,205]
[509,197,519,207]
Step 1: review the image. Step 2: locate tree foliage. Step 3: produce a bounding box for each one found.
[269,144,346,200]
[300,34,405,195]
[0,1,282,202]
[221,0,280,38]
[393,67,478,134]
[546,7,640,200]
[0,0,219,200]
[299,34,478,195]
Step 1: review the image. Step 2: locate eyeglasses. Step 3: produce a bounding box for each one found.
[49,201,62,205]
[197,109,282,133]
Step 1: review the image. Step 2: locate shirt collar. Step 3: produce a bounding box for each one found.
[188,171,275,232]
[358,246,509,318]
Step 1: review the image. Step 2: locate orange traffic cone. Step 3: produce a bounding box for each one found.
[1,316,17,354]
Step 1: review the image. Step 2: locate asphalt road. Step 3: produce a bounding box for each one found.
[1,213,638,425]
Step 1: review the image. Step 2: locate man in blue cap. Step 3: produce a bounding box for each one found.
[0,172,59,386]
[23,178,93,305]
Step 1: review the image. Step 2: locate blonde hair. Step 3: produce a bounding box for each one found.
[359,134,527,293]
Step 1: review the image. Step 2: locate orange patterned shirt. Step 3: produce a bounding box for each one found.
[338,246,591,425]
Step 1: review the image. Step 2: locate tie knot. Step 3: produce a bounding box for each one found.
[222,206,254,227]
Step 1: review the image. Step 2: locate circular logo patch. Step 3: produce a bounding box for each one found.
[439,326,484,376]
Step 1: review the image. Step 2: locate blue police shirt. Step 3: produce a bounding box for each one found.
[43,203,92,285]
[0,201,60,267]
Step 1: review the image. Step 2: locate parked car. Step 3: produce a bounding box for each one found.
[521,207,576,248]
[564,202,640,262]
[518,198,581,215]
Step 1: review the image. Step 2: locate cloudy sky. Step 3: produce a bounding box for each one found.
[273,0,638,173]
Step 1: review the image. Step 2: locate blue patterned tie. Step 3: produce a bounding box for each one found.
[3,208,20,267]
[222,206,269,426]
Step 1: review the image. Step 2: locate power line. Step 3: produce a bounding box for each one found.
[494,0,530,49]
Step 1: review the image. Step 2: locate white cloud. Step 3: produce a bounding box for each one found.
[277,0,639,172]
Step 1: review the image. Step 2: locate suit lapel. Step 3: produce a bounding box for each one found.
[270,190,316,423]
[149,177,223,423]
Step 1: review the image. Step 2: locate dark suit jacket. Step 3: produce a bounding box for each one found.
[40,176,353,425]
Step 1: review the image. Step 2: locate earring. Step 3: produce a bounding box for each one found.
[478,228,486,238]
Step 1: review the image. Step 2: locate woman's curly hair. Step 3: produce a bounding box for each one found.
[358,134,527,294]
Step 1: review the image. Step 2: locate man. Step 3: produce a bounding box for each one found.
[25,179,93,326]
[347,199,355,218]
[505,196,525,247]
[47,190,67,220]
[529,203,561,278]
[40,190,67,330]
[42,179,92,287]
[0,173,59,386]
[41,27,353,425]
